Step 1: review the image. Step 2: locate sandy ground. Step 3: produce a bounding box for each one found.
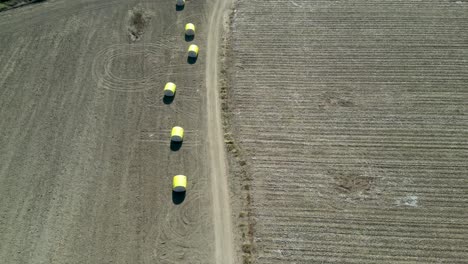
[0,0,235,263]
[225,0,468,263]
[204,0,236,263]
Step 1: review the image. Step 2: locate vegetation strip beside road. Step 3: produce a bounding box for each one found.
[219,4,257,263]
[0,0,45,12]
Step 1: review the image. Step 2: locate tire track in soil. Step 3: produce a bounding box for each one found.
[143,89,202,120]
[138,130,201,148]
[92,43,172,92]
[153,161,208,264]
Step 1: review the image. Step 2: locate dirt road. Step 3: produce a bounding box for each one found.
[0,0,234,263]
[204,0,236,263]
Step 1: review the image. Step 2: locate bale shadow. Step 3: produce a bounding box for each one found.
[185,35,194,42]
[172,191,186,204]
[170,141,183,151]
[163,95,175,104]
[175,5,184,11]
[187,56,198,64]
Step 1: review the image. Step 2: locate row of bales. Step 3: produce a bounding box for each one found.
[169,0,198,196]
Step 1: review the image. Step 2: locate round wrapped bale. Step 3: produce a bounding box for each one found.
[176,0,185,7]
[187,44,199,58]
[164,82,176,97]
[185,23,195,36]
[171,126,184,142]
[173,175,187,192]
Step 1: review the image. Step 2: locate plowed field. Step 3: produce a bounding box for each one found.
[227,0,468,263]
[0,0,235,263]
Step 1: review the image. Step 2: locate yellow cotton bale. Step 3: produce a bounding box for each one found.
[173,175,187,192]
[164,82,176,97]
[171,126,184,142]
[185,23,195,36]
[187,44,199,58]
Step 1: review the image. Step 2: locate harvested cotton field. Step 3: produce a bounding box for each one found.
[225,0,468,263]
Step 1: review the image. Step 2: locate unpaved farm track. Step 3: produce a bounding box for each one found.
[228,0,468,263]
[205,0,236,263]
[0,0,232,263]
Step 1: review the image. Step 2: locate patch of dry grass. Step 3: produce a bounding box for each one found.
[127,5,152,42]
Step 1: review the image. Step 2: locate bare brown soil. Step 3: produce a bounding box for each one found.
[225,0,468,263]
[0,0,236,263]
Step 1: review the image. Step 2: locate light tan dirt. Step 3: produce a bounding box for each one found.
[204,0,236,263]
[0,0,235,263]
